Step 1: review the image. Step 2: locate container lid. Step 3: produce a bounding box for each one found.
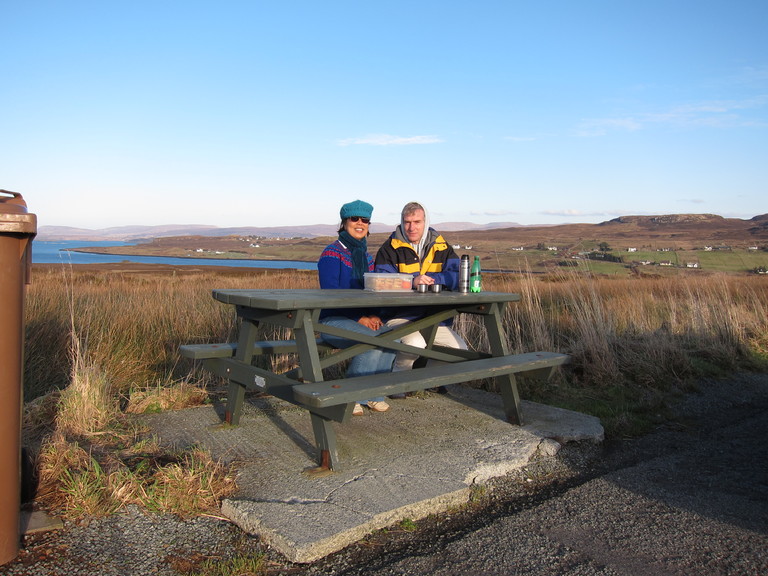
[0,190,37,235]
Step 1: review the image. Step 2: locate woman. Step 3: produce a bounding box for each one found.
[317,199,394,415]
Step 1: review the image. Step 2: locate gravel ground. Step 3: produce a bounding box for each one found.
[6,509,266,576]
[3,372,767,575]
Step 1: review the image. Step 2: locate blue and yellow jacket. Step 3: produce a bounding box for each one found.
[374,227,460,288]
[374,227,461,322]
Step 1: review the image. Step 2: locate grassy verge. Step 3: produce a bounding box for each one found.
[24,266,315,520]
[459,268,768,434]
[22,264,768,520]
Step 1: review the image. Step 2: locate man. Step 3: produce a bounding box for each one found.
[374,202,468,376]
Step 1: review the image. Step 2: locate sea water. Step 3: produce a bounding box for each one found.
[32,241,316,270]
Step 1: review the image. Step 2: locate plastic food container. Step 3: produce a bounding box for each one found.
[364,273,413,292]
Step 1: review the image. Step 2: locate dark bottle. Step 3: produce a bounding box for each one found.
[470,256,482,292]
[459,254,470,293]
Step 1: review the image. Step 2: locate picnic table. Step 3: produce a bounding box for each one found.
[180,289,569,470]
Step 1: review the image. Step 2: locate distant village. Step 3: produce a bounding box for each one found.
[183,234,767,275]
[550,243,766,273]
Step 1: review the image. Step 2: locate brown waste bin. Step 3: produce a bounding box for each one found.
[0,190,36,565]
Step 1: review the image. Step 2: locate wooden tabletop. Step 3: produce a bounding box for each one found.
[212,289,521,311]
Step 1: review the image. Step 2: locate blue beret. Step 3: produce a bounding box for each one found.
[340,199,373,220]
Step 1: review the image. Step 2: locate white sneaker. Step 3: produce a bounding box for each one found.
[367,401,390,412]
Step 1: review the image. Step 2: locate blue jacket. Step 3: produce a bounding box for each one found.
[317,239,375,320]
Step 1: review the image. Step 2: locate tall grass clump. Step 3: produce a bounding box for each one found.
[55,272,118,436]
[477,269,768,434]
[484,269,768,385]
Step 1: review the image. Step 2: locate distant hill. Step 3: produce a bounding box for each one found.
[37,224,221,241]
[36,213,768,247]
[36,221,526,241]
[423,221,532,231]
[445,213,768,249]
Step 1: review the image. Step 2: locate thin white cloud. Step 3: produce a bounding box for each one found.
[575,117,644,137]
[718,210,764,219]
[576,95,768,136]
[540,209,614,218]
[470,209,520,217]
[337,134,444,146]
[731,65,768,85]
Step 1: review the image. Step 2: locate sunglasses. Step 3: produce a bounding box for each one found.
[348,216,370,224]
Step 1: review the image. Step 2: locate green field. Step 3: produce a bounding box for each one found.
[604,248,768,274]
[77,234,768,276]
[480,247,768,276]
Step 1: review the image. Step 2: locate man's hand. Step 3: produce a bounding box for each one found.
[413,275,435,287]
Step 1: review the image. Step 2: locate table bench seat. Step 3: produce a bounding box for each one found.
[293,351,570,410]
[180,340,332,360]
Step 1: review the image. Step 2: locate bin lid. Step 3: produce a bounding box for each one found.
[0,190,37,235]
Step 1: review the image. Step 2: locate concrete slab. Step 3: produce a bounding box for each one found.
[20,510,64,535]
[141,386,603,563]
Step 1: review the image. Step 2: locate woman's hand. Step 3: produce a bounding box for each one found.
[358,315,384,331]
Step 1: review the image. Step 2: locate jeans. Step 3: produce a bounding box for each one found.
[319,316,396,404]
[384,318,468,372]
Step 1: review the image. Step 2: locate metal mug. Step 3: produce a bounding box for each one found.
[429,284,442,293]
[416,284,428,293]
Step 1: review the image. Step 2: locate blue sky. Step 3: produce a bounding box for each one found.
[3,1,766,229]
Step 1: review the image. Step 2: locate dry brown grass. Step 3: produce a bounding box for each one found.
[22,263,768,517]
[23,265,311,519]
[35,431,237,519]
[24,265,318,399]
[125,379,209,414]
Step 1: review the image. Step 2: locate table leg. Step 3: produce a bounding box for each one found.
[294,310,341,469]
[225,381,246,426]
[482,303,523,425]
[497,374,522,425]
[310,413,340,470]
[292,310,324,382]
[226,320,258,426]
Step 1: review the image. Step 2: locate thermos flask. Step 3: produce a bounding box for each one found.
[459,254,470,293]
